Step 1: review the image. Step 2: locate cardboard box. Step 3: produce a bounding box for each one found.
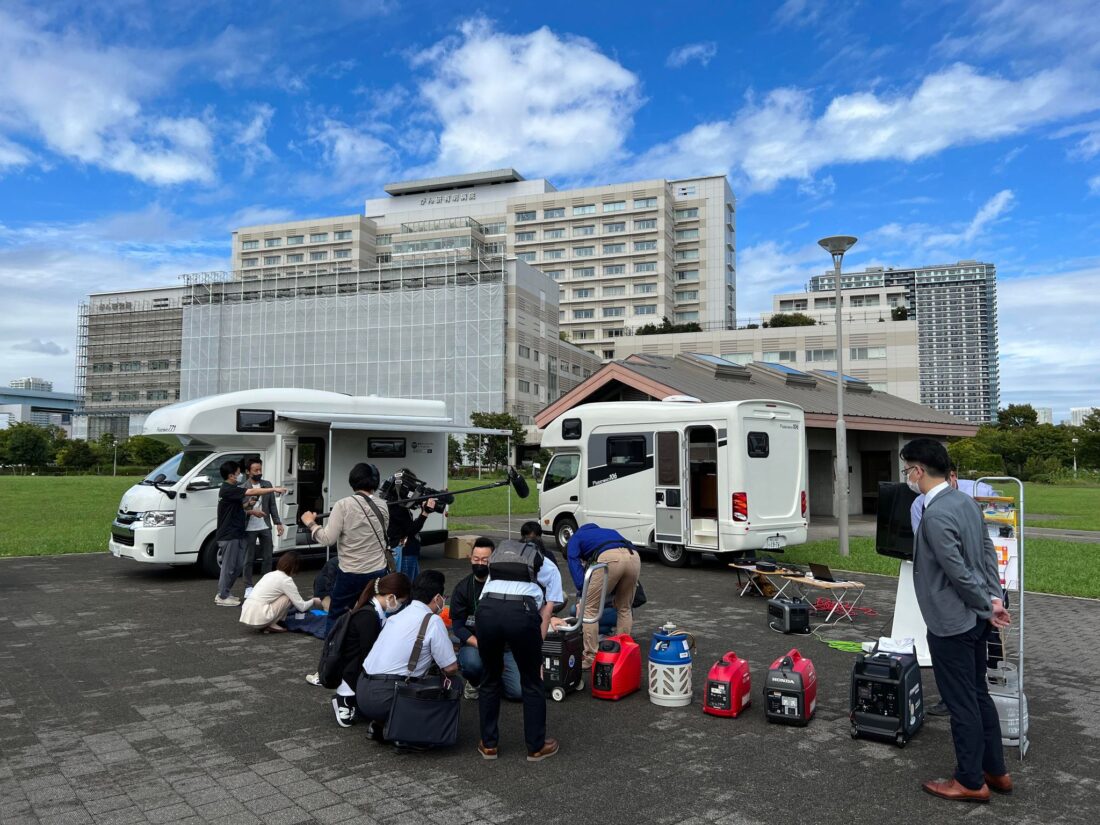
[444,534,479,560]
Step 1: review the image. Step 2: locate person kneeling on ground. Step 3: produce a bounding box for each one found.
[566,522,641,670]
[450,537,521,701]
[520,520,560,564]
[330,573,411,728]
[357,570,458,742]
[239,551,322,632]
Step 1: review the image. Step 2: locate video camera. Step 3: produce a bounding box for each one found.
[378,469,455,515]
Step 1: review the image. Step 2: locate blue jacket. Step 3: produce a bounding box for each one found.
[566,523,633,591]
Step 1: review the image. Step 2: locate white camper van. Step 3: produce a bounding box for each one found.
[537,399,808,566]
[109,389,506,577]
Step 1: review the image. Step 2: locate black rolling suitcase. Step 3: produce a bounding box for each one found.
[849,651,924,747]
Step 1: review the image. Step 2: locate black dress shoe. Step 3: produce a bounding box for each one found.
[927,700,950,717]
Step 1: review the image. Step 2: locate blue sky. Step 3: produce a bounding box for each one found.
[2,0,1098,421]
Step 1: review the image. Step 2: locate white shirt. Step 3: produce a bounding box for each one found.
[481,556,565,610]
[239,571,313,627]
[363,601,457,678]
[911,479,994,533]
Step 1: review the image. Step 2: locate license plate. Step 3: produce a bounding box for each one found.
[764,536,786,550]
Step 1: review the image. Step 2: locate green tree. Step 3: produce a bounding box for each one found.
[947,439,1004,476]
[447,435,464,470]
[891,307,909,321]
[57,439,98,470]
[4,422,52,468]
[463,412,526,469]
[764,312,816,328]
[997,404,1038,429]
[124,435,174,467]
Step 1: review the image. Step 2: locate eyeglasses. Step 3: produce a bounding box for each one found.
[901,465,921,481]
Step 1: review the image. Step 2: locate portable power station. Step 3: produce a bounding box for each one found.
[768,597,811,634]
[703,651,752,718]
[543,622,585,702]
[592,634,642,701]
[765,648,817,725]
[849,651,924,747]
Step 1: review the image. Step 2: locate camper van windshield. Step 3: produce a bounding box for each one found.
[142,451,214,485]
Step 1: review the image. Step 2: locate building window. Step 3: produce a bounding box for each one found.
[264,256,281,265]
[634,219,657,230]
[242,257,258,266]
[573,204,596,216]
[573,309,595,319]
[675,207,699,219]
[675,228,699,241]
[634,304,657,315]
[675,311,699,322]
[574,246,595,257]
[605,328,624,337]
[334,230,352,240]
[763,350,796,363]
[675,290,698,302]
[604,264,625,275]
[118,391,139,402]
[310,251,328,261]
[778,299,807,311]
[516,210,536,222]
[634,240,657,251]
[544,207,565,219]
[149,360,170,371]
[146,390,167,402]
[805,348,837,362]
[544,228,565,239]
[634,262,657,273]
[309,232,329,243]
[573,267,595,278]
[516,231,536,242]
[602,307,625,317]
[92,391,112,402]
[264,237,282,248]
[603,243,625,254]
[574,288,594,298]
[604,221,626,233]
[287,253,304,263]
[481,223,505,235]
[287,234,304,244]
[814,297,837,308]
[573,331,592,341]
[241,239,259,250]
[674,249,699,260]
[545,248,564,260]
[518,251,537,262]
[676,270,699,281]
[850,346,887,360]
[603,285,626,296]
[603,201,626,212]
[334,249,351,259]
[92,362,113,373]
[633,197,658,208]
[634,283,656,294]
[573,225,595,236]
[518,345,531,358]
[546,270,564,280]
[120,361,141,372]
[518,379,531,393]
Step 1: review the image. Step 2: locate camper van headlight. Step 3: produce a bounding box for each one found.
[142,510,176,528]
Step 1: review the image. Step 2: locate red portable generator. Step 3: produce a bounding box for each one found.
[703,651,752,718]
[591,634,641,701]
[765,648,817,726]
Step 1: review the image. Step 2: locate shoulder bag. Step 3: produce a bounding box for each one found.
[382,614,462,747]
[353,494,397,573]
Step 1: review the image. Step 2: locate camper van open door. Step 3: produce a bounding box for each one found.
[654,430,685,547]
[278,436,299,551]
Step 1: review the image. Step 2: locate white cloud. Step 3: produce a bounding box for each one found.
[12,339,68,356]
[735,240,830,319]
[0,8,216,185]
[233,104,276,175]
[938,0,1100,62]
[925,189,1015,247]
[774,0,827,28]
[666,42,717,69]
[632,63,1099,192]
[305,117,399,193]
[413,19,642,178]
[1090,175,1100,195]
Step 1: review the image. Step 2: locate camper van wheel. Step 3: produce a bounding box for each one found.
[551,687,566,702]
[658,543,689,568]
[554,517,578,550]
[198,536,222,579]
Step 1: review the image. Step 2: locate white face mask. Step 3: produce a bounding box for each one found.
[907,479,922,495]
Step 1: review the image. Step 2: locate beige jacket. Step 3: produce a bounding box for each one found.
[309,493,390,574]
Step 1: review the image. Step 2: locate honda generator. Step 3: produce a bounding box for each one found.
[765,648,817,725]
[592,634,641,701]
[850,651,924,747]
[768,597,811,634]
[703,651,752,718]
[543,621,585,702]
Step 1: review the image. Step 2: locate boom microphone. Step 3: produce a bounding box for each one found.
[507,466,531,499]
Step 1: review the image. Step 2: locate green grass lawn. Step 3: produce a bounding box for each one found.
[445,476,539,518]
[1023,483,1100,531]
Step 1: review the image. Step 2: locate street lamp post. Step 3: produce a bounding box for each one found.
[1072,437,1079,478]
[818,235,858,557]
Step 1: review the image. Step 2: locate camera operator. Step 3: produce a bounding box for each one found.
[384,469,444,581]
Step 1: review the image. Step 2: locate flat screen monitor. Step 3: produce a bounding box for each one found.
[876,481,918,560]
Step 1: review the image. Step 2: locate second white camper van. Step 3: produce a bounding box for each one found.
[537,399,808,566]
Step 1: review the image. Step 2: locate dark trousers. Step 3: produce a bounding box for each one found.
[476,597,546,753]
[927,619,1007,789]
[326,567,387,634]
[356,676,400,723]
[243,528,274,587]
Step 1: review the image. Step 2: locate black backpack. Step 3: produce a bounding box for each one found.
[317,609,360,689]
[488,539,544,583]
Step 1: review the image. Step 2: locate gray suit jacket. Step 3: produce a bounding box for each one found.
[240,478,283,528]
[913,486,1002,637]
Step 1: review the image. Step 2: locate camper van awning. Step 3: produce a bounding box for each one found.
[330,422,512,437]
[277,411,509,436]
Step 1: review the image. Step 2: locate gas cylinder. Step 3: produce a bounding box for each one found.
[647,622,696,707]
[703,651,752,718]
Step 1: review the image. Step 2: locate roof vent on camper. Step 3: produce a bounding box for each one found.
[663,395,702,403]
[683,353,752,381]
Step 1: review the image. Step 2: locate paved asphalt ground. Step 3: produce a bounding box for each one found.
[2,542,1098,825]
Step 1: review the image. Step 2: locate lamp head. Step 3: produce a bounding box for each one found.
[818,235,858,255]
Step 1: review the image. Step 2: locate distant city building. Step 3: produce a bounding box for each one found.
[1035,407,1054,425]
[774,260,999,424]
[0,385,76,433]
[1071,406,1097,427]
[9,377,53,392]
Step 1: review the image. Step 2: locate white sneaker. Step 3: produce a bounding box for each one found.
[463,682,480,700]
[305,672,323,686]
[243,587,254,599]
[214,595,241,607]
[332,696,356,728]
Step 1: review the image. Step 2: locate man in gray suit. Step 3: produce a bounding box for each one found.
[901,438,1012,803]
[241,458,284,598]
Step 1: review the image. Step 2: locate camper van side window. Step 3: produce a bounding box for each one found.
[562,418,582,440]
[543,454,580,491]
[747,432,770,458]
[237,409,275,433]
[607,435,647,468]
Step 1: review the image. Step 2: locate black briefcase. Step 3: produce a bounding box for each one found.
[381,614,461,747]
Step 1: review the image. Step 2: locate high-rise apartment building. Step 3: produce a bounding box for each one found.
[9,377,53,392]
[1071,407,1097,427]
[232,170,737,356]
[1035,407,1054,425]
[773,261,999,423]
